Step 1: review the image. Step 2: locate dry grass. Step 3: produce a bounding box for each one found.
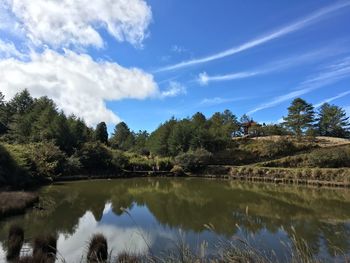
[0,191,39,218]
[250,135,350,148]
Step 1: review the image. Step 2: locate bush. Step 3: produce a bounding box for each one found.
[156,157,173,171]
[111,150,129,171]
[127,154,155,171]
[170,165,185,176]
[63,155,82,175]
[175,148,212,172]
[255,138,297,159]
[75,142,113,173]
[30,142,66,178]
[308,146,350,168]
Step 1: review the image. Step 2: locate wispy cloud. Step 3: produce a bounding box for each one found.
[199,96,248,107]
[156,2,350,72]
[314,90,350,108]
[0,39,27,59]
[247,57,350,114]
[197,47,346,85]
[160,81,187,98]
[198,71,260,85]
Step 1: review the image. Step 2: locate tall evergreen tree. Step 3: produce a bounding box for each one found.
[317,103,349,137]
[0,92,6,134]
[95,122,108,144]
[110,122,135,150]
[9,89,34,114]
[283,98,315,136]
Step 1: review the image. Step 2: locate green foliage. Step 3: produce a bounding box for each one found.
[175,148,212,172]
[110,122,135,151]
[147,118,176,156]
[170,165,185,176]
[283,98,315,136]
[111,150,129,171]
[75,142,113,172]
[29,142,66,178]
[95,122,108,144]
[156,157,173,170]
[317,103,349,138]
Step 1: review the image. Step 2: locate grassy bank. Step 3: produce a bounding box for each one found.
[0,192,39,219]
[198,165,350,187]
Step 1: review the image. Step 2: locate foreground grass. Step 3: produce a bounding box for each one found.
[3,225,349,263]
[0,192,39,219]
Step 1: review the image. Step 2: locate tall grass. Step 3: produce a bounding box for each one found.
[5,222,349,263]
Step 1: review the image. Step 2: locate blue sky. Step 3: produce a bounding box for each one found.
[0,0,350,132]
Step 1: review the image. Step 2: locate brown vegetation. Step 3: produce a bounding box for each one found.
[0,191,38,218]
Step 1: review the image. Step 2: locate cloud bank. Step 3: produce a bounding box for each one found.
[2,0,152,48]
[0,49,158,126]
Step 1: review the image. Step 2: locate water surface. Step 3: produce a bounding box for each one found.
[0,178,350,262]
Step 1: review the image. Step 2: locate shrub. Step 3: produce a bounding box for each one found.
[111,150,129,171]
[63,155,82,175]
[175,148,212,172]
[75,142,113,173]
[29,142,66,178]
[308,146,350,168]
[127,155,155,171]
[170,165,185,176]
[256,138,297,159]
[156,157,173,171]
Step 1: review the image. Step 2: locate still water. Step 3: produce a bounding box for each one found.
[0,178,350,262]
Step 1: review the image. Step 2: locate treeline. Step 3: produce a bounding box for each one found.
[111,97,350,157]
[0,90,349,187]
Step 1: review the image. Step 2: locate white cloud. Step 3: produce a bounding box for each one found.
[247,57,350,114]
[197,47,346,85]
[0,39,26,59]
[199,97,247,106]
[0,49,158,126]
[2,0,152,48]
[160,81,187,98]
[198,71,259,85]
[157,2,350,72]
[314,90,350,108]
[171,45,187,53]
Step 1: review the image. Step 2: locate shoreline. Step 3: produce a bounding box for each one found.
[51,166,350,188]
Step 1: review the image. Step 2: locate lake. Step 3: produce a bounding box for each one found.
[1,178,350,262]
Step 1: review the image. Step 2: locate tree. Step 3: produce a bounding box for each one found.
[0,92,8,134]
[95,122,108,144]
[168,119,193,156]
[317,103,349,138]
[283,98,315,136]
[9,89,34,114]
[147,118,176,156]
[110,122,135,151]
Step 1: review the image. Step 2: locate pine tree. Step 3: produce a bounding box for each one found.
[95,122,109,144]
[317,103,349,138]
[283,98,315,136]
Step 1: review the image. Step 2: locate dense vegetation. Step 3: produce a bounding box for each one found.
[0,90,349,187]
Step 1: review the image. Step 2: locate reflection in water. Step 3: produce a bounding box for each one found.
[0,178,350,262]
